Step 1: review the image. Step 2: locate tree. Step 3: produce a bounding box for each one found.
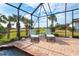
[0,14,7,39]
[47,14,57,33]
[21,16,34,36]
[12,14,20,38]
[0,24,6,38]
[0,14,6,25]
[2,14,17,39]
[12,14,34,36]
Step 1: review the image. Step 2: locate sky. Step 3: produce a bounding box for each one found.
[0,3,79,28]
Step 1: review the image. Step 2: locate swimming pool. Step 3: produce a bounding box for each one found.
[0,47,32,56]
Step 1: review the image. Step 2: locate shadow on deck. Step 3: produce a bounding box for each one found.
[0,37,79,56]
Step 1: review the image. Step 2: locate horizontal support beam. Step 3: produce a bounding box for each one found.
[5,3,31,14]
[6,3,18,9]
[19,8,38,17]
[40,7,79,17]
[5,3,39,17]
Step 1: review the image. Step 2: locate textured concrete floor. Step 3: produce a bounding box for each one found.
[12,37,79,56]
[0,37,79,56]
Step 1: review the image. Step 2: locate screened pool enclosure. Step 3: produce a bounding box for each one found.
[0,3,79,42]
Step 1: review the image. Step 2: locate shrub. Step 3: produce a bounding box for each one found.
[0,25,6,33]
[35,29,40,34]
[0,25,6,39]
[53,33,59,36]
[50,27,55,32]
[0,34,3,39]
[49,24,56,32]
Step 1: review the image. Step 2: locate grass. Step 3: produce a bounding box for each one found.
[0,29,27,43]
[55,30,79,37]
[0,28,79,44]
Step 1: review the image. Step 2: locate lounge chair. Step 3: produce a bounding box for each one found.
[30,29,39,42]
[45,29,55,42]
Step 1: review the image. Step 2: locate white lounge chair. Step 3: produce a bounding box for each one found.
[45,29,55,42]
[30,29,39,42]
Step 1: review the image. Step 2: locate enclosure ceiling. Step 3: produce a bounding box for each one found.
[4,3,79,17]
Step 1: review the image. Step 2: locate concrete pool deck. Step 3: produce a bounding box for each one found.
[0,37,79,56]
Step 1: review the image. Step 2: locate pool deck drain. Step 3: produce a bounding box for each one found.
[0,37,79,56]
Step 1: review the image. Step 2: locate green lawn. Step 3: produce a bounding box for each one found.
[0,29,79,44]
[55,30,79,37]
[0,29,27,43]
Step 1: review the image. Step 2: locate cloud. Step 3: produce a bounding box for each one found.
[0,3,79,28]
[24,14,31,19]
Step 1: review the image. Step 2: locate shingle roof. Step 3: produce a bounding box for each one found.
[73,18,79,22]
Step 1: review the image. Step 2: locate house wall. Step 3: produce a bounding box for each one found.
[74,22,79,32]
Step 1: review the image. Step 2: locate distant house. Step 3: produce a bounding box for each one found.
[1,22,25,28]
[68,18,79,32]
[73,18,79,32]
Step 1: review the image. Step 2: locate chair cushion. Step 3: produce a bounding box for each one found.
[30,35,39,37]
[46,34,55,37]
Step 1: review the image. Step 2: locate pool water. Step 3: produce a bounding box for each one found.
[0,47,32,56]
